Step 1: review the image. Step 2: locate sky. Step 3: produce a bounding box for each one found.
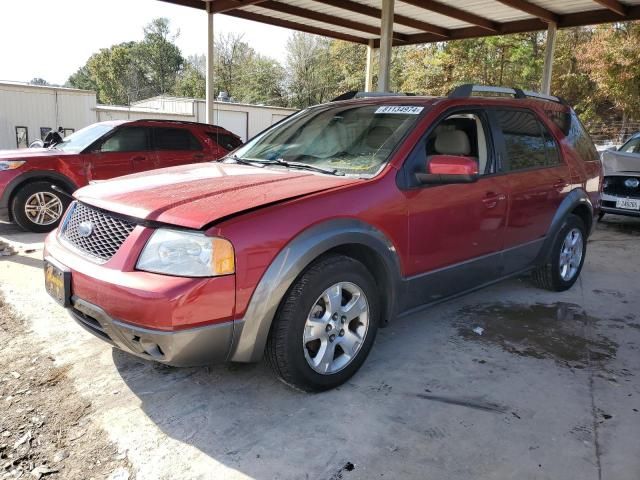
[0,0,292,85]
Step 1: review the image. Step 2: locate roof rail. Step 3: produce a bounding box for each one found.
[448,84,566,105]
[331,91,414,102]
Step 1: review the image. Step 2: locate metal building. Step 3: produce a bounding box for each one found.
[0,81,297,149]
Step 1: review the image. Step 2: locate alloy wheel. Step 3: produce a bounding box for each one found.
[303,282,370,375]
[559,227,584,281]
[24,192,63,226]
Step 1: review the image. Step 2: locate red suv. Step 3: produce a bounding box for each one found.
[44,86,602,391]
[0,119,242,232]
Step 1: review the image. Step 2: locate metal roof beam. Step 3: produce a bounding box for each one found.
[312,0,450,38]
[257,1,408,42]
[391,5,640,46]
[494,0,559,23]
[223,8,370,43]
[210,0,268,13]
[400,0,499,32]
[592,0,628,16]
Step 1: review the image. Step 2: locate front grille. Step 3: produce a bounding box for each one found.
[62,202,136,262]
[603,176,640,198]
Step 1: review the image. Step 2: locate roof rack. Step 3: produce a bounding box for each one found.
[131,118,228,129]
[448,84,566,105]
[331,91,414,102]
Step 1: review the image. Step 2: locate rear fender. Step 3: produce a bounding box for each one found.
[535,188,594,265]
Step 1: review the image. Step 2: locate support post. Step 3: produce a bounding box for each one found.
[377,0,394,93]
[541,21,557,95]
[206,2,215,124]
[365,39,375,92]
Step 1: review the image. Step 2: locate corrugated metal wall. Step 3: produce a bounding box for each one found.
[0,83,96,149]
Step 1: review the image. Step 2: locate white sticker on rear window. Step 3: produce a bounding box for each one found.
[375,106,424,115]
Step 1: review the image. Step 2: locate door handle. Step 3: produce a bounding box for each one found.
[553,178,567,189]
[482,192,506,209]
[193,153,205,160]
[132,156,146,162]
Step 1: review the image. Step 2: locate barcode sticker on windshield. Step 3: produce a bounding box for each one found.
[375,106,424,115]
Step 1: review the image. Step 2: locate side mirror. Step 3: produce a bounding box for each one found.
[416,155,479,185]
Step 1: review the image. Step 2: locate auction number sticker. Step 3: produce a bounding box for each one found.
[375,106,424,114]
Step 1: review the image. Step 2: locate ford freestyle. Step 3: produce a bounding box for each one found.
[0,119,242,232]
[43,86,602,391]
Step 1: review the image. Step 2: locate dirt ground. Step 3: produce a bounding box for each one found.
[0,296,131,479]
[0,216,639,480]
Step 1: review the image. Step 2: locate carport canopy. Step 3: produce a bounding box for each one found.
[158,0,640,122]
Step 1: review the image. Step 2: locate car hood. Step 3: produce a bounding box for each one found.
[602,150,640,175]
[0,148,71,160]
[76,162,360,229]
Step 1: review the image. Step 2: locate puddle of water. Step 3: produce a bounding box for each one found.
[457,303,617,367]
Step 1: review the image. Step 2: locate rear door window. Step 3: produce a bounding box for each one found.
[153,128,202,151]
[494,109,561,171]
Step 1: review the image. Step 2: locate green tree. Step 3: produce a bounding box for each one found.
[138,18,184,96]
[174,55,206,98]
[29,77,50,86]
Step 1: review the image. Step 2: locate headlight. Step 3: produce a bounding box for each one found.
[137,229,235,277]
[0,161,26,171]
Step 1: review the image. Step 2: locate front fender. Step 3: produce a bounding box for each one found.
[228,218,401,363]
[0,170,78,216]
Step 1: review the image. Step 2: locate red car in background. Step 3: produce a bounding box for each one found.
[0,119,242,232]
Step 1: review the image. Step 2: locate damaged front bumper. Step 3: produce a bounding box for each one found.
[70,297,234,366]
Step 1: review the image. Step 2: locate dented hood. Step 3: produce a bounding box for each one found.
[602,150,640,175]
[75,162,359,229]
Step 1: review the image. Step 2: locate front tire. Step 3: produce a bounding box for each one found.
[531,214,587,292]
[266,254,380,392]
[11,181,70,233]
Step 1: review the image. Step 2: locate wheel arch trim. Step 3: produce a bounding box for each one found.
[228,219,402,363]
[536,188,593,265]
[0,170,78,217]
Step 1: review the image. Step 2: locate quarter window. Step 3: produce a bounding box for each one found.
[154,128,202,151]
[547,110,599,162]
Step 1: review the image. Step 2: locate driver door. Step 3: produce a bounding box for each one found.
[402,109,508,307]
[85,126,156,181]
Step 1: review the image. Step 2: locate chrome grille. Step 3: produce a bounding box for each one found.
[62,202,136,262]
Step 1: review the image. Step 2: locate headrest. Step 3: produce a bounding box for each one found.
[435,129,471,156]
[366,126,393,149]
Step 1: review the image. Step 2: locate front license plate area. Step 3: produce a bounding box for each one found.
[44,258,71,307]
[616,198,640,210]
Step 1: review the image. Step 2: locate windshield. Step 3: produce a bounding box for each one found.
[232,104,426,176]
[52,123,114,153]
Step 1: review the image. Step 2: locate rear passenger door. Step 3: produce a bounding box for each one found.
[153,127,207,168]
[490,108,571,272]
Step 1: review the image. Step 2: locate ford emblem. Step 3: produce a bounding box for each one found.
[78,221,94,238]
[624,178,639,189]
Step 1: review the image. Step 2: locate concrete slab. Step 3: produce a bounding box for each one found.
[1,216,639,480]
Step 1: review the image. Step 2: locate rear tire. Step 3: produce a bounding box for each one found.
[531,214,586,292]
[11,181,70,233]
[266,254,379,392]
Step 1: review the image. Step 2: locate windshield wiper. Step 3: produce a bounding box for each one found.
[224,155,266,168]
[263,158,345,176]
